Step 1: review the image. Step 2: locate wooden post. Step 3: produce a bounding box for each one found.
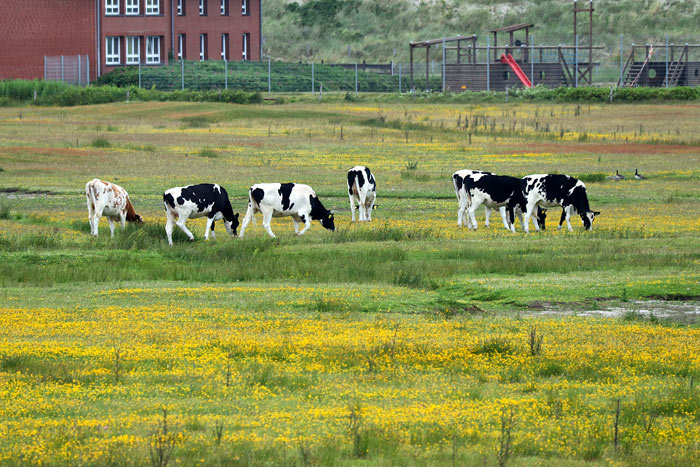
[426,45,430,91]
[457,39,461,64]
[410,45,414,90]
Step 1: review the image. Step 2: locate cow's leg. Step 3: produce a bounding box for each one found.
[349,194,356,222]
[358,194,367,221]
[292,216,300,234]
[516,209,525,231]
[507,207,517,233]
[523,201,539,233]
[238,205,255,238]
[175,214,195,241]
[484,206,492,228]
[107,217,116,238]
[564,206,574,232]
[367,195,375,221]
[204,217,215,240]
[457,195,467,227]
[165,207,175,245]
[261,210,276,238]
[557,208,566,231]
[467,200,482,230]
[498,206,511,230]
[298,213,312,236]
[86,198,95,235]
[119,212,127,230]
[210,220,216,239]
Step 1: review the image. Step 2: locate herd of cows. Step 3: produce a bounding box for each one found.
[84,165,599,243]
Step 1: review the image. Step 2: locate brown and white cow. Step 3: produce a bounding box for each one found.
[85,179,142,237]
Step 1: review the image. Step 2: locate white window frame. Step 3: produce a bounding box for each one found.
[146,0,160,15]
[221,0,228,15]
[242,33,248,60]
[178,34,185,60]
[146,36,161,64]
[126,0,139,15]
[177,0,183,15]
[242,0,248,16]
[106,37,120,65]
[200,34,206,61]
[126,36,140,64]
[105,0,119,15]
[199,0,206,15]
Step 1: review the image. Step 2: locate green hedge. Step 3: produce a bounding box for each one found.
[0,80,262,106]
[510,84,700,101]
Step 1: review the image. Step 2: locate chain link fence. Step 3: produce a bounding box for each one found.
[44,55,90,86]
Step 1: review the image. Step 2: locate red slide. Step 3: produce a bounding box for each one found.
[500,54,532,88]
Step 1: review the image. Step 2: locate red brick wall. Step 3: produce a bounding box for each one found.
[0,0,96,80]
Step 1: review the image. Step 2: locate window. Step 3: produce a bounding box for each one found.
[241,33,249,60]
[177,0,184,15]
[199,0,207,15]
[146,0,160,15]
[106,37,120,65]
[178,34,186,60]
[200,34,207,61]
[146,36,161,64]
[242,0,248,15]
[105,0,119,15]
[221,0,228,15]
[126,37,140,64]
[221,34,229,60]
[126,0,139,15]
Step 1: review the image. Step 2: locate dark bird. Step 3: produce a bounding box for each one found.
[607,170,625,181]
[634,169,646,180]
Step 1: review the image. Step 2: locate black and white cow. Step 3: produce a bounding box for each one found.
[521,174,600,233]
[347,165,376,222]
[453,169,510,229]
[238,183,335,238]
[464,174,528,232]
[163,183,239,245]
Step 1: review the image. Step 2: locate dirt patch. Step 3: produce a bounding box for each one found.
[526,300,700,324]
[495,142,699,156]
[1,147,99,157]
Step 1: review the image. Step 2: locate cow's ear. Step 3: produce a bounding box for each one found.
[234,213,240,219]
[593,211,601,216]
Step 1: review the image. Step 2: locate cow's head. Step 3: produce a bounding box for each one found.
[537,208,547,230]
[320,211,335,232]
[581,210,600,230]
[224,213,240,236]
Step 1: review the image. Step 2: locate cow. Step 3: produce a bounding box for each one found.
[163,183,239,246]
[521,174,600,233]
[347,165,376,222]
[238,183,335,238]
[453,169,509,229]
[85,179,142,237]
[463,174,528,232]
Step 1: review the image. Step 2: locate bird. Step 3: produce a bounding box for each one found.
[607,170,625,181]
[634,169,646,180]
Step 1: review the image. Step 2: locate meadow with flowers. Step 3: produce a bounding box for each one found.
[0,96,699,465]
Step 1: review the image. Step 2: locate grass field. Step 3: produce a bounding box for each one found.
[0,96,699,465]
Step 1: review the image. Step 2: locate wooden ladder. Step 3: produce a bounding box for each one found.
[624,46,654,87]
[663,45,688,87]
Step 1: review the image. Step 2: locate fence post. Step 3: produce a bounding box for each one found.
[530,36,534,86]
[486,37,490,92]
[225,59,228,90]
[78,55,81,86]
[181,59,185,90]
[665,35,669,88]
[138,62,142,88]
[575,35,579,88]
[355,63,358,93]
[61,55,64,83]
[399,63,402,93]
[44,56,47,80]
[619,34,623,87]
[442,37,446,92]
[86,55,90,86]
[311,62,314,95]
[268,58,271,95]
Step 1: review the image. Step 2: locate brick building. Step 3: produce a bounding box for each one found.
[0,0,261,81]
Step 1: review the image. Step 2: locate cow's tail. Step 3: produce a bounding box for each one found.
[247,188,258,226]
[347,171,358,196]
[85,180,98,210]
[463,176,474,205]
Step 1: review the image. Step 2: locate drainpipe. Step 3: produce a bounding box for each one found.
[259,0,263,60]
[170,0,175,62]
[96,0,101,77]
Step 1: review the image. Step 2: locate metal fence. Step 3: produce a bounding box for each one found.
[44,55,90,86]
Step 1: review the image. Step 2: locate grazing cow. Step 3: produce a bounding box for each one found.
[238,183,335,238]
[463,174,528,232]
[85,179,142,237]
[163,183,239,245]
[347,165,376,222]
[521,174,600,232]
